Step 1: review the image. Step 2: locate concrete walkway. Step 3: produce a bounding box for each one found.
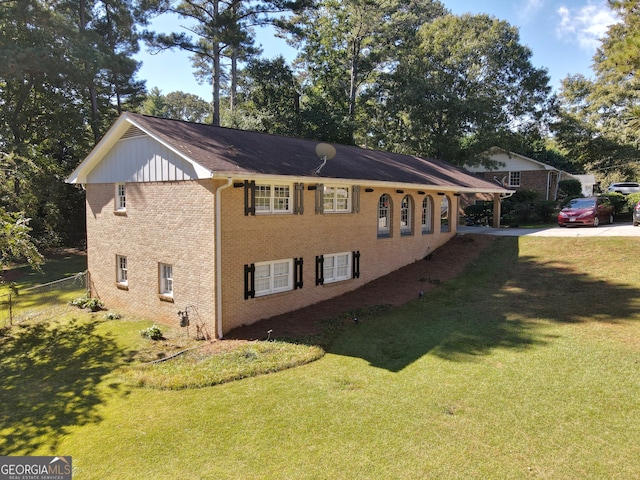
[457,223,640,237]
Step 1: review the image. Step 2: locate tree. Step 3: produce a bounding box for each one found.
[236,56,301,135]
[0,0,149,247]
[139,89,211,122]
[165,91,211,122]
[370,14,553,166]
[0,210,43,276]
[553,0,640,180]
[139,87,168,117]
[146,0,311,126]
[287,0,447,143]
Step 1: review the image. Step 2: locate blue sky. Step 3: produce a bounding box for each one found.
[134,0,619,100]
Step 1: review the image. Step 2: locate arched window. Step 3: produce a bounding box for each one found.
[400,195,413,235]
[422,196,433,234]
[440,195,450,232]
[378,194,392,237]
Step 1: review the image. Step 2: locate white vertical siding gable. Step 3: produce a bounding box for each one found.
[86,134,211,183]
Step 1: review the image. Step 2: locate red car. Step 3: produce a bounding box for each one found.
[558,196,614,227]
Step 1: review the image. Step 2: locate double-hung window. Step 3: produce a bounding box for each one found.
[323,186,351,213]
[115,183,126,212]
[159,263,173,297]
[323,252,351,284]
[255,259,293,296]
[116,255,128,285]
[255,183,292,214]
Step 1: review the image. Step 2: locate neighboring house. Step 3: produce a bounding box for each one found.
[465,147,577,201]
[571,174,597,197]
[67,113,508,339]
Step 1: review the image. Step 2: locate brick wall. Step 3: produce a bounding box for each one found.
[86,179,456,337]
[218,183,455,333]
[476,171,559,200]
[86,181,216,335]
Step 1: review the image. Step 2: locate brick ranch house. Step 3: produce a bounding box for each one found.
[465,147,579,201]
[67,112,509,339]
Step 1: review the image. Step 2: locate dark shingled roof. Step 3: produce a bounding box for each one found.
[128,113,505,192]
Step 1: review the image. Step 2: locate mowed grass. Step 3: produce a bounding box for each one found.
[2,237,640,479]
[0,251,88,324]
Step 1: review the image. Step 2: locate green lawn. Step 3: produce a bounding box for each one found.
[1,237,639,479]
[0,251,88,326]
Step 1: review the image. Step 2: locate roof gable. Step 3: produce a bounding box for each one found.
[465,147,561,173]
[68,112,508,194]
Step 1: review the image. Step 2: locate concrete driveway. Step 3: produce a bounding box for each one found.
[458,223,640,237]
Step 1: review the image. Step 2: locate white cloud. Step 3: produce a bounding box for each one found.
[516,0,545,24]
[556,1,619,51]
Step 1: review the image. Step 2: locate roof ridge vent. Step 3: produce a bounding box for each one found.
[121,125,145,139]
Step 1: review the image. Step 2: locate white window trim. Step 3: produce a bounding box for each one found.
[422,196,433,233]
[323,185,351,213]
[440,195,450,232]
[115,183,126,212]
[254,259,293,297]
[159,263,173,297]
[378,194,391,236]
[323,252,352,284]
[400,195,412,234]
[116,255,128,285]
[255,183,293,214]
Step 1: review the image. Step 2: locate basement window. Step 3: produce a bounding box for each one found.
[116,255,128,287]
[159,263,173,299]
[254,259,293,297]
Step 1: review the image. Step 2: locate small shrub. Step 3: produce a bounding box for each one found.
[69,295,104,312]
[104,312,122,320]
[84,298,104,312]
[558,179,583,198]
[69,295,90,308]
[141,325,163,341]
[603,192,626,214]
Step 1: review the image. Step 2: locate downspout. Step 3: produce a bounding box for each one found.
[546,171,551,200]
[215,177,233,339]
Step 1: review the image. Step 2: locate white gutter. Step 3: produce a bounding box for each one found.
[215,177,233,339]
[209,171,509,196]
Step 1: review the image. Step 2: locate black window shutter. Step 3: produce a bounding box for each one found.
[352,251,360,279]
[244,263,255,299]
[294,257,304,289]
[244,180,256,216]
[352,185,360,213]
[315,183,324,214]
[294,183,305,215]
[315,255,324,285]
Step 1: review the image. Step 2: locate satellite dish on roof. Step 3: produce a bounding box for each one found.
[314,143,336,175]
[315,143,336,161]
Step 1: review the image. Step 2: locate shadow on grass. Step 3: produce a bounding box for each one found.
[0,318,126,454]
[329,237,640,372]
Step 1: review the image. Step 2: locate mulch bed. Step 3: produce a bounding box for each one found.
[225,234,495,341]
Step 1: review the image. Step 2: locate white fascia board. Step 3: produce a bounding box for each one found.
[211,172,510,195]
[66,113,212,184]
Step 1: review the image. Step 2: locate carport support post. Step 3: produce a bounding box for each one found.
[492,193,501,228]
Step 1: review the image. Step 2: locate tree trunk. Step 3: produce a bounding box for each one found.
[210,0,221,126]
